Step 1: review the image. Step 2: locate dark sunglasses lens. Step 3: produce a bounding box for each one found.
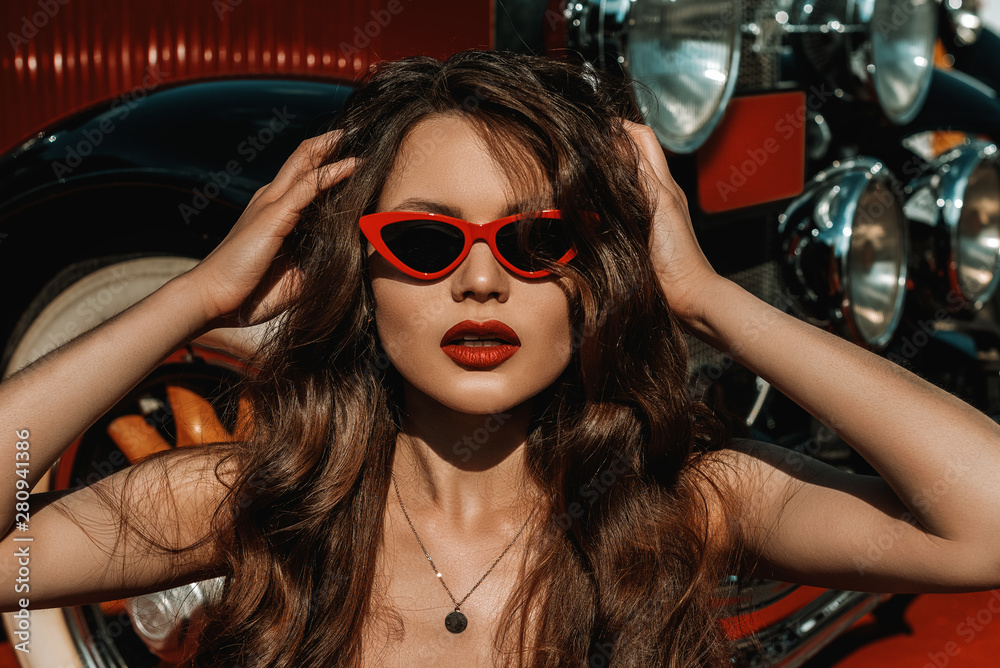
[381,221,464,274]
[495,216,573,273]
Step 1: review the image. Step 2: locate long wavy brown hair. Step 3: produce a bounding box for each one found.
[172,49,741,667]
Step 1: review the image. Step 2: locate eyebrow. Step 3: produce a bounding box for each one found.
[387,197,553,220]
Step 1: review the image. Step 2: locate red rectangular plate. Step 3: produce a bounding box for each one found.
[696,91,807,213]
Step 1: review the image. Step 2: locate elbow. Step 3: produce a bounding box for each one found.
[977,541,1000,590]
[948,546,1000,592]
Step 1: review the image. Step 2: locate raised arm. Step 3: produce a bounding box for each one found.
[625,120,1000,593]
[0,132,353,607]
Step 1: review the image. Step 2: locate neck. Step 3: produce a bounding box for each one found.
[392,385,540,527]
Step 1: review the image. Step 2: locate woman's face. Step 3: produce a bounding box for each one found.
[370,113,573,415]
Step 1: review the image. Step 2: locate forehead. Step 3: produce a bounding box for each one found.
[376,113,551,219]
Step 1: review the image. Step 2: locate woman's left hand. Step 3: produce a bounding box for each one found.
[622,120,720,325]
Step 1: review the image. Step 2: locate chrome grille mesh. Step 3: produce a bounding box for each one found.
[735,0,782,92]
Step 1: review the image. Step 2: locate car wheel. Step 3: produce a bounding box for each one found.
[2,255,246,668]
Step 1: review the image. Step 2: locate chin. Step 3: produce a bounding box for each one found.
[401,355,568,416]
[415,374,538,415]
[440,396,524,416]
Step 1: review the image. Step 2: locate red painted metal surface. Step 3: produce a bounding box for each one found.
[0,0,493,154]
[696,92,807,213]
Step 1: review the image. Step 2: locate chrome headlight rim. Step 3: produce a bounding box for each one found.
[791,0,937,125]
[840,163,911,347]
[621,0,743,154]
[864,0,938,124]
[935,140,1000,308]
[779,158,909,349]
[566,0,743,154]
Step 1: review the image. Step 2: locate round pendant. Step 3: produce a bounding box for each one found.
[445,609,468,634]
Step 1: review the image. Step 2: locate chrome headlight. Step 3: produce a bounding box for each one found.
[566,0,741,153]
[904,141,1000,310]
[779,158,909,348]
[870,0,938,122]
[794,0,937,124]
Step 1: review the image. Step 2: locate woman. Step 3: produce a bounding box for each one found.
[1,49,999,667]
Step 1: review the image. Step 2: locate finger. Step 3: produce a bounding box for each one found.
[266,158,358,232]
[269,130,344,193]
[625,123,674,186]
[317,158,357,188]
[241,158,356,248]
[254,158,357,226]
[622,122,689,213]
[621,121,675,185]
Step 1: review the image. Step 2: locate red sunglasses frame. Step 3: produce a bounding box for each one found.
[359,209,576,280]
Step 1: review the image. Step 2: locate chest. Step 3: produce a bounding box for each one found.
[359,505,538,667]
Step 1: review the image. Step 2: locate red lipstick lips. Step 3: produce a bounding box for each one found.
[441,320,521,368]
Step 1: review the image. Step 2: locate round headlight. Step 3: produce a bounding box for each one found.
[565,0,741,153]
[904,141,1000,309]
[794,0,937,124]
[779,158,909,348]
[956,157,1000,299]
[848,178,909,343]
[626,0,741,152]
[869,0,937,123]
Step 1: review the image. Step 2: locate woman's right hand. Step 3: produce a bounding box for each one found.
[621,120,720,326]
[187,130,356,329]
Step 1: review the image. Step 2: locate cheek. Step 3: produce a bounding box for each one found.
[371,274,575,413]
[516,284,575,378]
[369,253,441,359]
[371,276,458,379]
[372,280,425,359]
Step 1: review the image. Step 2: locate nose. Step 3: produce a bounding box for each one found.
[450,240,510,303]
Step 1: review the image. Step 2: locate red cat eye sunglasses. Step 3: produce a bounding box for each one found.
[359,209,577,280]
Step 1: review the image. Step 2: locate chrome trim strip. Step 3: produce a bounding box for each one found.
[735,590,889,667]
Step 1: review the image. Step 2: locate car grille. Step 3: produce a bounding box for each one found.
[736,0,783,93]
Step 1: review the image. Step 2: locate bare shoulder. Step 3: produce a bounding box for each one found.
[684,439,837,560]
[694,438,846,501]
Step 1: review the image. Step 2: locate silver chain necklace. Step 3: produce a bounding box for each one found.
[390,467,539,634]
